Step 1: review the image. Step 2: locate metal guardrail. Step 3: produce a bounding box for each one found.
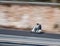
[0,1,60,6]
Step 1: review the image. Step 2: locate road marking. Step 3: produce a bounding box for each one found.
[0,34,60,45]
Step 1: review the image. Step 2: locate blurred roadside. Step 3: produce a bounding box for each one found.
[0,1,60,34]
[0,25,31,31]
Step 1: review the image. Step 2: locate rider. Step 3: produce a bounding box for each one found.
[32,23,42,33]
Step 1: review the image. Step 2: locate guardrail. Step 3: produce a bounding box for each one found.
[0,1,60,6]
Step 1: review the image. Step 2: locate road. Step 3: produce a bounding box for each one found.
[0,29,60,39]
[0,29,60,46]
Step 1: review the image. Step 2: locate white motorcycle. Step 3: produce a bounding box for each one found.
[31,23,42,33]
[31,27,42,33]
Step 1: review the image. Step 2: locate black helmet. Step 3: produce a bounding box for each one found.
[36,23,39,25]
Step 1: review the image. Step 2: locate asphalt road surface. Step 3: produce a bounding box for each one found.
[0,42,46,46]
[0,29,60,46]
[0,34,60,46]
[0,29,60,39]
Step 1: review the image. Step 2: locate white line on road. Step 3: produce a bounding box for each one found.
[0,34,60,45]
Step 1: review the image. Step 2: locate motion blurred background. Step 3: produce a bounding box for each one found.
[0,0,60,34]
